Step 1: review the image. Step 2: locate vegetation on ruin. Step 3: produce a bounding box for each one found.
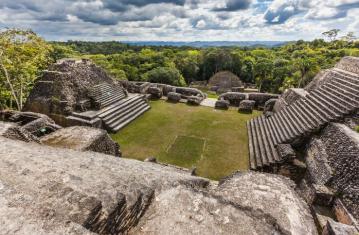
[111,100,261,180]
[1,28,359,110]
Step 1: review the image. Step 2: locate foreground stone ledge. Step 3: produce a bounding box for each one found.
[0,137,317,234]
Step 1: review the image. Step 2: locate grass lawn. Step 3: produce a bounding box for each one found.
[111,100,261,180]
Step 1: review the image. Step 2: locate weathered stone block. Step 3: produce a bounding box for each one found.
[322,219,358,235]
[215,100,230,110]
[264,98,278,113]
[167,92,182,102]
[238,100,255,113]
[276,144,296,161]
[147,86,163,99]
[187,96,202,105]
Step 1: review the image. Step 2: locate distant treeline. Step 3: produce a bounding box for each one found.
[52,39,359,93]
[1,28,359,110]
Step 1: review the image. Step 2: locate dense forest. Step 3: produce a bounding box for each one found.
[1,28,359,110]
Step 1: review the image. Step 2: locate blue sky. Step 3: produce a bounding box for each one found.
[0,0,358,41]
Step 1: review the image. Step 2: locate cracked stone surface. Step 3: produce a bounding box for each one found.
[0,136,317,234]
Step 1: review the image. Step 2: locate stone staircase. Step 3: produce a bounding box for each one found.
[89,83,127,109]
[70,94,150,133]
[68,83,150,133]
[247,65,359,170]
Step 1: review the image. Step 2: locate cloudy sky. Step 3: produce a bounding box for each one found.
[0,0,358,41]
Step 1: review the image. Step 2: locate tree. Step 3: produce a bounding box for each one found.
[341,32,356,42]
[144,67,186,86]
[322,29,340,42]
[0,29,53,110]
[254,58,273,92]
[293,57,319,88]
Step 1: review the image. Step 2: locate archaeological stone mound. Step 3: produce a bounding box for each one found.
[208,71,242,93]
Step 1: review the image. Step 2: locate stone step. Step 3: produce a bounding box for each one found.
[100,93,127,108]
[312,89,346,116]
[308,96,336,121]
[250,119,262,169]
[332,74,359,89]
[304,94,336,121]
[258,116,275,164]
[254,117,268,167]
[271,114,286,144]
[111,105,151,132]
[284,106,306,135]
[105,99,146,126]
[294,101,318,130]
[255,117,270,166]
[324,83,359,104]
[300,98,326,126]
[101,97,143,122]
[290,102,314,132]
[309,92,343,118]
[329,80,359,100]
[261,116,279,162]
[267,116,281,145]
[315,88,352,113]
[275,111,293,142]
[108,102,149,129]
[89,84,116,96]
[321,85,359,108]
[95,89,125,102]
[98,96,141,118]
[281,108,301,138]
[332,68,359,85]
[247,121,256,170]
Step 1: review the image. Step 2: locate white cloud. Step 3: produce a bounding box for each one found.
[0,0,358,41]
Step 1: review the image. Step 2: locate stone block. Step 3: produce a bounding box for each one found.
[187,96,202,105]
[264,98,278,113]
[167,92,182,102]
[147,86,163,99]
[219,92,246,106]
[238,100,255,113]
[215,100,230,110]
[322,219,358,235]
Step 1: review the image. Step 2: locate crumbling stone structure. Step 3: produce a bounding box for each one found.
[23,59,150,133]
[0,110,61,142]
[247,56,359,233]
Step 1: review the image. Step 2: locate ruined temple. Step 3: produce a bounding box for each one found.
[208,71,243,93]
[1,56,359,234]
[247,56,359,231]
[23,59,150,132]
